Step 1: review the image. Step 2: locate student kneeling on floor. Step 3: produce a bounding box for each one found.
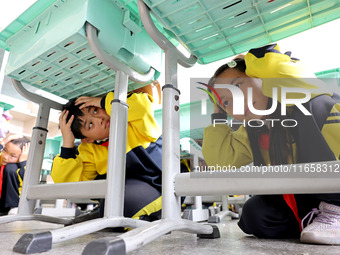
[203,44,340,245]
[51,84,162,222]
[0,134,30,216]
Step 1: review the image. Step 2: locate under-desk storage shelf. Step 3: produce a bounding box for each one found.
[140,0,340,64]
[0,0,163,99]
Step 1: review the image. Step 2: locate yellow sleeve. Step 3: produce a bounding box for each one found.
[51,143,107,183]
[51,156,85,183]
[127,93,161,142]
[244,44,330,101]
[202,124,253,168]
[104,92,161,151]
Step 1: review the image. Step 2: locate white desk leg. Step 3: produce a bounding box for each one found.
[182,155,209,222]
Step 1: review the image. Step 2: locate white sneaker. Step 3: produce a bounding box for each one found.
[7,207,18,215]
[301,201,340,244]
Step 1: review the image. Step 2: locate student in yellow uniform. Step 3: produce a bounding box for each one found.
[52,84,162,222]
[202,44,340,244]
[0,134,30,215]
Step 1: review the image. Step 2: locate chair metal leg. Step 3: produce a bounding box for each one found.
[83,219,220,255]
[0,214,71,225]
[0,79,71,227]
[208,196,240,223]
[208,210,239,223]
[81,36,220,253]
[182,155,209,222]
[11,22,157,252]
[13,217,150,254]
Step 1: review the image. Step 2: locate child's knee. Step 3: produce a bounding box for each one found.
[238,195,300,238]
[238,196,269,237]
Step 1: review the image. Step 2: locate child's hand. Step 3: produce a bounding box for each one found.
[59,110,75,148]
[75,96,102,110]
[19,142,30,162]
[0,133,23,147]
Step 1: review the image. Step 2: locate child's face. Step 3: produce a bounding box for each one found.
[79,106,111,142]
[1,142,21,166]
[213,68,268,121]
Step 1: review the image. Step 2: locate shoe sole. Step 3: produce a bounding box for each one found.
[301,232,340,245]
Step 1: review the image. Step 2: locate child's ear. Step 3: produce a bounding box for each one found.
[81,138,94,143]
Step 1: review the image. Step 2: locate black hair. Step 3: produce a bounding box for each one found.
[246,98,295,166]
[63,98,86,139]
[10,136,30,150]
[208,58,295,166]
[208,57,246,89]
[207,58,246,115]
[267,103,295,165]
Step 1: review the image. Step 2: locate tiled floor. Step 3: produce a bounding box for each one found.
[1,216,340,255]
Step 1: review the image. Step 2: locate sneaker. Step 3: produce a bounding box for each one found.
[300,201,340,244]
[7,207,18,215]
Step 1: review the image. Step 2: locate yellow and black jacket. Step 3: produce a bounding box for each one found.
[203,43,340,226]
[203,43,340,168]
[51,92,162,219]
[0,144,25,210]
[52,92,162,187]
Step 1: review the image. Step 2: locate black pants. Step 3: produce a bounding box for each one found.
[0,164,22,212]
[238,194,340,238]
[96,177,161,219]
[123,178,161,218]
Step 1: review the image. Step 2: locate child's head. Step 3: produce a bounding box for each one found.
[210,57,294,166]
[63,98,110,143]
[208,57,268,121]
[1,136,30,165]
